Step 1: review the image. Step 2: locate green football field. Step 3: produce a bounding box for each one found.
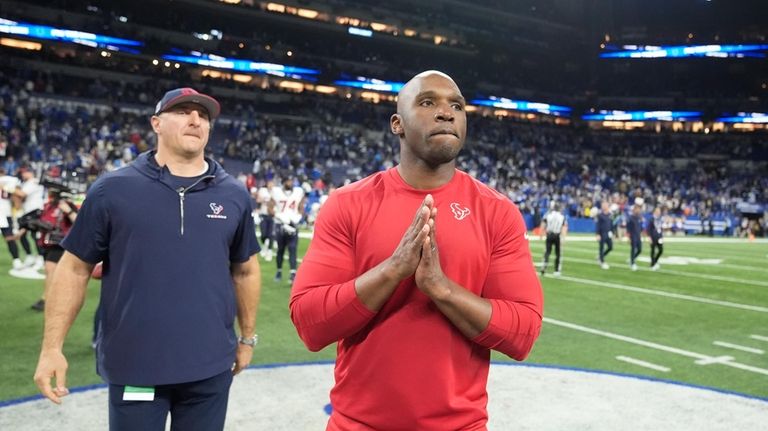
[1,234,767,402]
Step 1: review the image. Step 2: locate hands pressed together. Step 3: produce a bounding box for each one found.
[387,194,451,299]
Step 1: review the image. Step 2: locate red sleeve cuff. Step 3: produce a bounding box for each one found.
[472,300,507,348]
[471,299,542,361]
[342,279,377,319]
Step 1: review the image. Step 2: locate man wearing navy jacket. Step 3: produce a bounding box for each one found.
[33,88,261,431]
[627,200,644,272]
[595,201,614,270]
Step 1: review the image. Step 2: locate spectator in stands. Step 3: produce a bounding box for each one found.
[290,71,543,430]
[33,88,261,431]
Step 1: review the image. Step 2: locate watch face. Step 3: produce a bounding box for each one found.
[240,335,258,346]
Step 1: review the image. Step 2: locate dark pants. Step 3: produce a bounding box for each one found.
[542,233,561,273]
[599,237,613,263]
[108,370,233,431]
[19,229,41,254]
[275,225,298,271]
[43,246,65,263]
[651,240,664,266]
[259,215,274,250]
[630,237,642,264]
[2,217,18,259]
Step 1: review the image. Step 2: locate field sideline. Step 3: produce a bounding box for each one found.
[0,234,766,403]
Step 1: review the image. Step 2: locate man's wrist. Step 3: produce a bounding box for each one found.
[40,344,64,353]
[422,277,452,302]
[381,258,407,283]
[238,334,258,347]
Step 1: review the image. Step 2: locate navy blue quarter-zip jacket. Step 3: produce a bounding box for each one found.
[627,213,643,242]
[596,212,613,238]
[62,151,260,385]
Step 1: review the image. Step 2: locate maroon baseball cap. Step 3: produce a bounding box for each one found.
[154,87,221,119]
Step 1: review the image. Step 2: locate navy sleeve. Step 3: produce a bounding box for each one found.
[229,190,260,263]
[61,178,110,264]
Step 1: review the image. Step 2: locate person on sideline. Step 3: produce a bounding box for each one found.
[33,88,261,431]
[290,71,543,430]
[28,187,78,311]
[272,176,305,284]
[596,201,614,270]
[539,201,567,276]
[649,207,664,271]
[627,201,644,271]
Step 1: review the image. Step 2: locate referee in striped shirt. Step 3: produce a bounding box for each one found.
[540,202,567,277]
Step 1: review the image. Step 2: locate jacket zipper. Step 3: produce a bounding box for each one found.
[176,175,215,235]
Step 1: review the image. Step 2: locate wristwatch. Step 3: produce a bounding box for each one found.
[238,334,259,347]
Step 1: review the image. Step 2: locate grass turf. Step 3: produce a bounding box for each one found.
[1,235,766,401]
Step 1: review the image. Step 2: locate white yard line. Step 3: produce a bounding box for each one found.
[640,267,768,288]
[750,335,768,342]
[545,274,768,313]
[528,236,768,244]
[530,242,768,273]
[542,255,768,287]
[544,317,768,376]
[713,341,765,355]
[615,355,670,372]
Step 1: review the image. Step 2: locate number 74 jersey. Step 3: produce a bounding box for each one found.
[271,186,305,225]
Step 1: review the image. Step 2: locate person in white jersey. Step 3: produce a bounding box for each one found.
[255,180,275,261]
[271,176,305,284]
[15,167,46,269]
[0,166,24,269]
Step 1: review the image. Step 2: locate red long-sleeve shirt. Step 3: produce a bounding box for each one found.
[290,168,543,431]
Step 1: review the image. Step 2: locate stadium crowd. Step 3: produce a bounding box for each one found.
[1,67,766,244]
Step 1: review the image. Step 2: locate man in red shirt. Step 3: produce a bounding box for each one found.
[290,71,543,430]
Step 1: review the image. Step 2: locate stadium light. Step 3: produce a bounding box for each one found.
[162,52,320,80]
[348,27,373,38]
[0,18,142,47]
[600,44,768,58]
[582,110,701,121]
[334,76,405,93]
[0,37,41,50]
[470,96,572,117]
[716,112,768,123]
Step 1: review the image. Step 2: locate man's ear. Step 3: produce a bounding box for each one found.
[390,113,403,135]
[150,115,161,134]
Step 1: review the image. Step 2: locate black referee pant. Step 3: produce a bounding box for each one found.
[542,232,561,274]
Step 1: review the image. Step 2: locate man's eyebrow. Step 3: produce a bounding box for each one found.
[415,91,466,104]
